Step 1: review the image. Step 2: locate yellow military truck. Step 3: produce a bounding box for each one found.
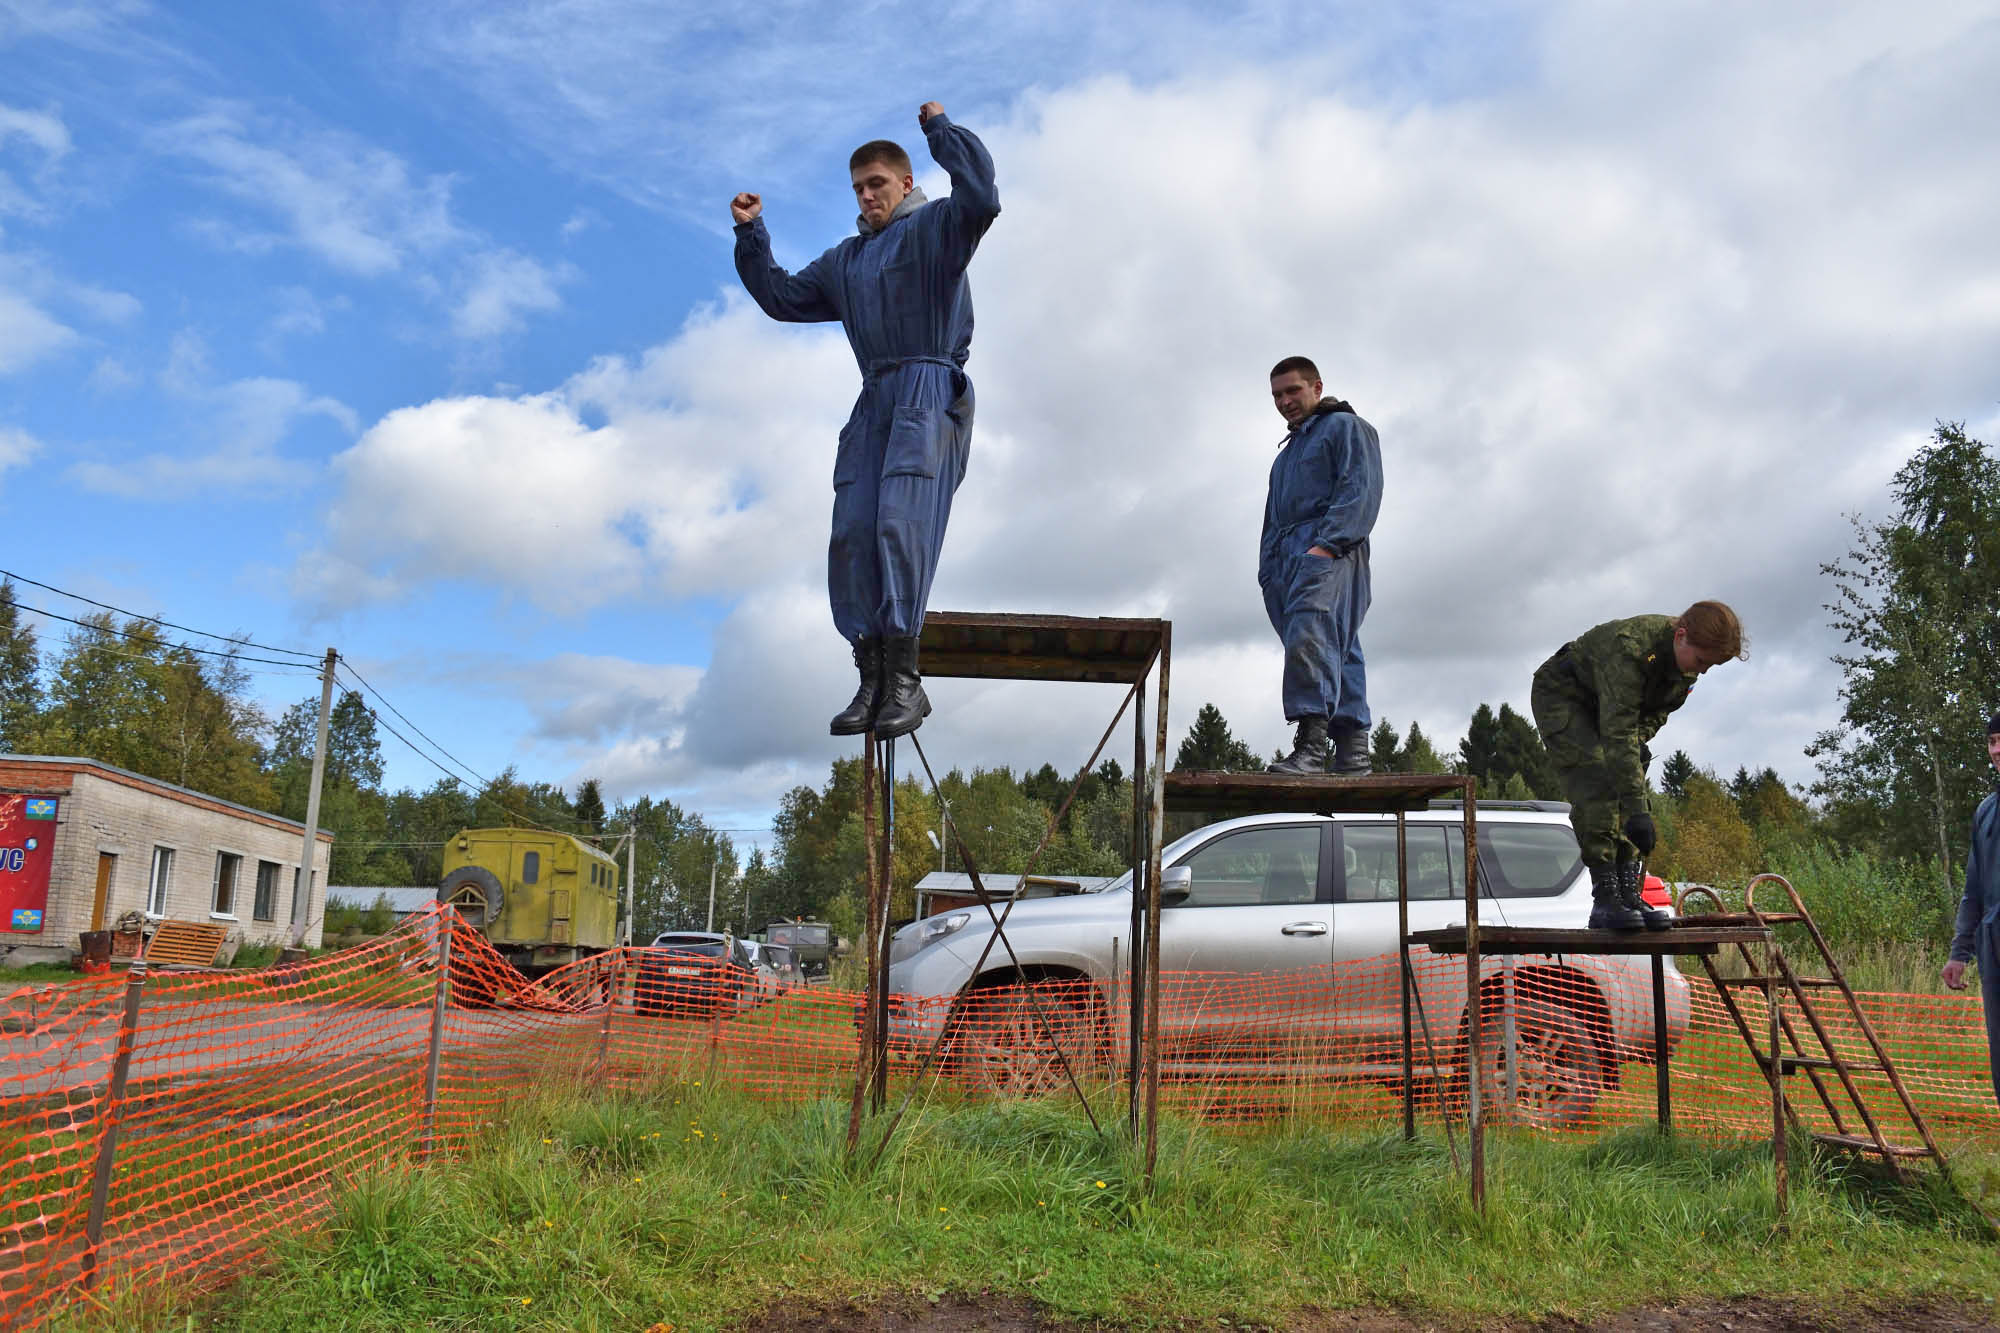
[436,827,621,978]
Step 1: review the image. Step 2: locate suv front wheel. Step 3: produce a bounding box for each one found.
[948,979,1105,1098]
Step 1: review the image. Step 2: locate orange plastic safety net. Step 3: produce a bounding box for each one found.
[3,905,1995,1327]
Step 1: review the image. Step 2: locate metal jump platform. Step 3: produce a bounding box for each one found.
[849,611,1171,1165]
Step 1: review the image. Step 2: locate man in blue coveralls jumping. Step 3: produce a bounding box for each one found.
[1259,357,1383,776]
[732,101,1000,739]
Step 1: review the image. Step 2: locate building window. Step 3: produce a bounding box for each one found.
[290,868,310,925]
[253,861,281,922]
[212,852,242,917]
[147,847,175,916]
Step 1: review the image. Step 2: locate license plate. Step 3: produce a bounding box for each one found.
[667,966,699,977]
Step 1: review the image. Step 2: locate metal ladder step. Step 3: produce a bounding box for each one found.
[1812,1131,1933,1159]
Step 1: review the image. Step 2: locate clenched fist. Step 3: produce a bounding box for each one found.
[918,101,944,125]
[730,192,762,224]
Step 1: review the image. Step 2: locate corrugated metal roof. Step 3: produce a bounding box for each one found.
[326,886,436,915]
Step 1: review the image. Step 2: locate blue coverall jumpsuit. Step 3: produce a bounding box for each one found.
[1948,789,2000,1105]
[1257,400,1382,733]
[733,114,1000,644]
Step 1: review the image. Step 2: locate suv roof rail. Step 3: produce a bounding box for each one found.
[1426,798,1573,813]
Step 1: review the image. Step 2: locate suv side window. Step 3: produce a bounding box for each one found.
[1337,822,1581,901]
[1174,825,1322,907]
[1340,824,1460,901]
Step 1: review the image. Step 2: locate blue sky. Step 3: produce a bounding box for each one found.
[4,1,1998,849]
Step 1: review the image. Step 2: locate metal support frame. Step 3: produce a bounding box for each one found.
[846,613,1171,1169]
[80,961,145,1290]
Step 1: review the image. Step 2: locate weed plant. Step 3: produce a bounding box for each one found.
[46,1077,2000,1332]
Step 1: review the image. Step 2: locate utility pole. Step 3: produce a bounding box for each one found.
[623,828,637,945]
[290,647,337,946]
[704,855,717,932]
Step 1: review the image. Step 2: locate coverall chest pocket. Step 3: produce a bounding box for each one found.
[883,404,941,478]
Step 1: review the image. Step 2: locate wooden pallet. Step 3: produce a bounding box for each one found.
[145,919,228,967]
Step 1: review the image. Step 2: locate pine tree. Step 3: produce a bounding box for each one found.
[1369,719,1401,773]
[0,579,40,752]
[1174,702,1266,772]
[574,778,607,835]
[1660,750,1696,800]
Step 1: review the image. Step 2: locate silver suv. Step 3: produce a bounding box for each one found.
[885,802,1690,1127]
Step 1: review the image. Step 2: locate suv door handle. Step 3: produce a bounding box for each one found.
[1280,921,1328,936]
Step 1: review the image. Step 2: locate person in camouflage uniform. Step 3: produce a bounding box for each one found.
[1531,602,1746,931]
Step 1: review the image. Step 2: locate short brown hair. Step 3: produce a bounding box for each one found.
[849,140,912,175]
[1270,355,1320,383]
[1678,600,1746,660]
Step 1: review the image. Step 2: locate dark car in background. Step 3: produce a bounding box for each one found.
[634,931,756,1017]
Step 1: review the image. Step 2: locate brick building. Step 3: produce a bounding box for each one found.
[0,755,335,964]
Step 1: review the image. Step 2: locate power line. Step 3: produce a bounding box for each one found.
[0,568,318,660]
[11,601,320,672]
[335,660,488,792]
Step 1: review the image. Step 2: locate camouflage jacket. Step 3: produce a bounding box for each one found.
[1545,614,1696,801]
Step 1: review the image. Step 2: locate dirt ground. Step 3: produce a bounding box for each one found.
[742,1292,2000,1332]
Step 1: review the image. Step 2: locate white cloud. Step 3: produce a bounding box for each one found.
[451,247,571,339]
[313,1,2000,805]
[156,106,461,277]
[68,331,357,497]
[0,424,41,481]
[0,288,74,372]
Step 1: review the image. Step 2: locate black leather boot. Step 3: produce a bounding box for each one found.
[828,638,883,736]
[1620,859,1671,931]
[1329,725,1371,776]
[872,636,931,739]
[1587,861,1641,931]
[1269,716,1330,775]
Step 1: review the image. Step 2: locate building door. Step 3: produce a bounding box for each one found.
[91,853,117,931]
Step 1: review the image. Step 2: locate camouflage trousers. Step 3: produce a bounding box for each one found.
[1530,666,1647,866]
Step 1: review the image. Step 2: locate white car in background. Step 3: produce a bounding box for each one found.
[884,801,1691,1127]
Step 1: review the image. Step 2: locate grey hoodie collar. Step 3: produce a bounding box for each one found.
[856,185,929,236]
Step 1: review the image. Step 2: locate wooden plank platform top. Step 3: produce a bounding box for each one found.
[1407,922,1774,957]
[1165,770,1474,815]
[918,611,1167,684]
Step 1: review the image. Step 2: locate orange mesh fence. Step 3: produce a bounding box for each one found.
[5,904,1998,1327]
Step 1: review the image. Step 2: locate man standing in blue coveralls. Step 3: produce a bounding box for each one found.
[731,101,1000,739]
[1259,357,1383,776]
[1942,711,2000,1104]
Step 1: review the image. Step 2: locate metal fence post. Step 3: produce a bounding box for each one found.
[592,955,620,1089]
[80,961,146,1290]
[421,919,454,1160]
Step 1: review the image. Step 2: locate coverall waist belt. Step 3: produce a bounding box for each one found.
[863,355,962,379]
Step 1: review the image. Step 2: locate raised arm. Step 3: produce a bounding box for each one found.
[731,197,839,324]
[914,104,1000,269]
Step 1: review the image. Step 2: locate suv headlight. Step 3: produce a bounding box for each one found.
[890,912,971,964]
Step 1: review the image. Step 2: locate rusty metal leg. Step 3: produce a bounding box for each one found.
[1653,951,1670,1133]
[1142,625,1170,1183]
[1398,809,1412,1141]
[1768,939,1787,1224]
[846,735,880,1153]
[1464,784,1480,1208]
[1129,677,1146,1142]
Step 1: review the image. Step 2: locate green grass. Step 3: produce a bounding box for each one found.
[44,1078,2000,1333]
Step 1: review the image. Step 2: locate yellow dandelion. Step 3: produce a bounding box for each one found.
[1094,1180,1107,1189]
[1037,1200,1046,1207]
[938,1206,948,1213]
[540,1138,552,1144]
[520,1297,532,1306]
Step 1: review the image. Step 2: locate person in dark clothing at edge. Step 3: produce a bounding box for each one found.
[731,102,999,739]
[1530,602,1746,931]
[1260,357,1382,776]
[1942,712,2000,1105]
